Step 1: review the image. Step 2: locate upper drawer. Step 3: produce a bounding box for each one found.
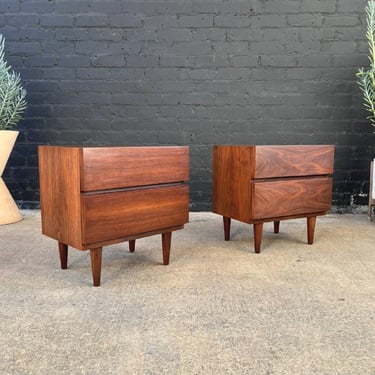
[254,145,334,178]
[80,146,189,191]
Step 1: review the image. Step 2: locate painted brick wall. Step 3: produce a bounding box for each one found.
[1,0,374,211]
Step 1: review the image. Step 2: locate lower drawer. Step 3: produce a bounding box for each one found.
[252,177,332,219]
[81,184,189,245]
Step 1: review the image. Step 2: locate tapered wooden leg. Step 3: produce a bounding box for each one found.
[90,247,102,287]
[223,216,231,241]
[58,242,68,269]
[129,239,135,253]
[307,216,317,245]
[162,232,172,265]
[273,221,280,234]
[253,223,263,254]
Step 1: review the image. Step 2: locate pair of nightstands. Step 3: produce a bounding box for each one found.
[39,145,334,286]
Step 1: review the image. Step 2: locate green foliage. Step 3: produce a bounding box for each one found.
[357,0,375,128]
[0,34,27,130]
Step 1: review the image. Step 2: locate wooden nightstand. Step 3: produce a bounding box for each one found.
[38,146,189,286]
[212,145,334,253]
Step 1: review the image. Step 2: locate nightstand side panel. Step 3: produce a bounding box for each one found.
[212,145,255,223]
[38,146,83,249]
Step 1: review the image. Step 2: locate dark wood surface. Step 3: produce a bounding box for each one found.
[252,176,332,219]
[81,146,189,191]
[38,146,82,249]
[254,145,334,178]
[212,145,253,222]
[212,145,334,252]
[38,145,189,286]
[82,184,189,244]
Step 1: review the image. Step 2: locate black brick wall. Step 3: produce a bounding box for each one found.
[1,0,374,211]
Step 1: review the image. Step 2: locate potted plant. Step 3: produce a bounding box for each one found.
[0,34,27,225]
[357,0,375,128]
[357,0,375,220]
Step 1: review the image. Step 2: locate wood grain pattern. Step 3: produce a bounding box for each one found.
[81,184,189,244]
[254,145,334,178]
[252,177,333,219]
[38,146,82,249]
[81,146,189,191]
[39,145,189,285]
[212,145,254,222]
[212,144,334,252]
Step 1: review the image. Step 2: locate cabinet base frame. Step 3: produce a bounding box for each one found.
[222,212,326,253]
[57,225,183,286]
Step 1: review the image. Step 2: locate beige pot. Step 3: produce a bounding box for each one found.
[0,130,22,225]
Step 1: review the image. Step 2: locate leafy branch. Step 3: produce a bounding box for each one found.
[0,34,27,130]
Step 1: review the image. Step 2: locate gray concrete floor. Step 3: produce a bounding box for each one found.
[0,211,374,375]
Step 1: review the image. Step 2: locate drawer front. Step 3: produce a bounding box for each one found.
[252,177,332,219]
[81,184,189,245]
[81,146,189,191]
[254,145,334,178]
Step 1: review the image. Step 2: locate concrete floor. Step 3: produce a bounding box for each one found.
[0,211,374,375]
